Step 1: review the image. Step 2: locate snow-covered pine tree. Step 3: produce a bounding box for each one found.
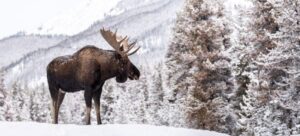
[130,68,148,124]
[226,1,252,109]
[239,0,280,135]
[102,83,116,124]
[145,63,165,125]
[106,82,127,124]
[235,0,279,109]
[28,83,51,122]
[57,91,85,124]
[109,66,148,124]
[166,0,236,134]
[5,82,29,121]
[240,0,300,135]
[0,73,6,121]
[165,0,203,127]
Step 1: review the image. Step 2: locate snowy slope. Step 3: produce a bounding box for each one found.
[0,34,67,69]
[30,0,167,36]
[0,122,228,136]
[0,0,180,71]
[3,0,184,88]
[0,0,123,69]
[30,0,121,35]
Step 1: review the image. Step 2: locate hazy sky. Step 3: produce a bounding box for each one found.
[0,0,83,39]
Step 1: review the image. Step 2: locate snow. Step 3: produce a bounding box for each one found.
[3,0,184,88]
[30,0,122,36]
[0,35,66,69]
[0,122,228,136]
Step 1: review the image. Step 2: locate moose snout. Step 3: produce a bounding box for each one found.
[129,72,139,80]
[133,75,139,80]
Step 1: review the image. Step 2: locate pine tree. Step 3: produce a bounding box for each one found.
[5,82,28,121]
[166,0,235,133]
[102,83,116,123]
[109,66,149,124]
[145,63,165,125]
[240,0,300,135]
[29,83,51,122]
[0,73,6,121]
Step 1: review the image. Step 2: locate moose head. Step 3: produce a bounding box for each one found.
[100,28,140,83]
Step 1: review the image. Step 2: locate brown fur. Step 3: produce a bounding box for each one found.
[47,45,140,124]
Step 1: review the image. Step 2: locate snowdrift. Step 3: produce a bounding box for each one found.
[0,122,228,136]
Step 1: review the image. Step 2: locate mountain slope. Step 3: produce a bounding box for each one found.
[29,0,169,36]
[0,34,67,69]
[3,0,184,88]
[30,0,121,35]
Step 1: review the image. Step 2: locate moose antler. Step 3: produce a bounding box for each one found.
[100,28,140,56]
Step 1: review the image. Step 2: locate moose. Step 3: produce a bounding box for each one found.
[46,28,140,125]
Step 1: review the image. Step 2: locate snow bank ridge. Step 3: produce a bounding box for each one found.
[0,122,228,136]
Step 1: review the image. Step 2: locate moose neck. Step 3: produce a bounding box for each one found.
[97,51,124,81]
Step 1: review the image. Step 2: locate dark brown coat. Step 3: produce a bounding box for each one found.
[47,45,140,124]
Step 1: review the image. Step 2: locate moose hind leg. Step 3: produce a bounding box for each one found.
[49,84,59,124]
[93,91,102,125]
[84,91,93,125]
[54,90,66,124]
[57,90,66,108]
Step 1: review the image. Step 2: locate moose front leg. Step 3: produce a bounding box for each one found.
[84,91,93,125]
[93,90,102,125]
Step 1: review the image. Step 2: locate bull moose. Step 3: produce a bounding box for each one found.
[46,28,140,125]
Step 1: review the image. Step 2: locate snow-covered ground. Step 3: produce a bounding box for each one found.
[0,122,228,136]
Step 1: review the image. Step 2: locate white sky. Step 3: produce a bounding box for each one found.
[0,0,83,39]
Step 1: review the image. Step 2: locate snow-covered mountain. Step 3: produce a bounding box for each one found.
[0,0,178,71]
[2,0,184,88]
[30,0,121,35]
[0,0,184,127]
[0,34,67,70]
[29,0,168,36]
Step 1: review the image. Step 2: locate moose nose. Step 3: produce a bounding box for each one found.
[134,76,139,80]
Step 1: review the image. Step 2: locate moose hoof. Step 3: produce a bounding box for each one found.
[85,122,91,125]
[52,121,58,124]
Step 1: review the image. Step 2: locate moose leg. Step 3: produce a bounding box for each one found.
[84,91,93,125]
[49,84,59,124]
[51,100,57,124]
[93,90,102,125]
[57,91,66,108]
[54,91,65,124]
